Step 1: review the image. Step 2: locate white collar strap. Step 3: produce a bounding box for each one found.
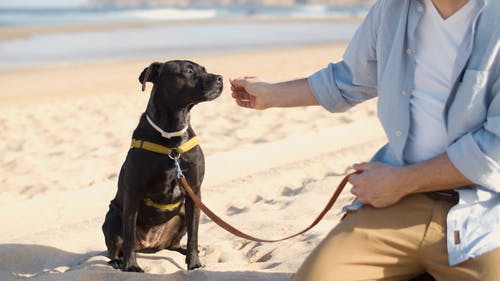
[146,115,189,139]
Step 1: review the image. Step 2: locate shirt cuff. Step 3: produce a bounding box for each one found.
[447,133,500,192]
[307,65,351,113]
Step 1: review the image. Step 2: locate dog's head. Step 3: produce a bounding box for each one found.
[139,60,223,108]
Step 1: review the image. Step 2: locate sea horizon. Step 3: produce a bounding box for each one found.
[0,4,368,27]
[0,5,365,69]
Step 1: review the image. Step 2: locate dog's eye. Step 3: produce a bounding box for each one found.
[183,69,195,75]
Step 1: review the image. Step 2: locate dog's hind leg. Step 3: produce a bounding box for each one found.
[102,200,123,269]
[121,188,145,272]
[102,201,124,269]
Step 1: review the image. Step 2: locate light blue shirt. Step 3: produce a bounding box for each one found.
[308,0,499,266]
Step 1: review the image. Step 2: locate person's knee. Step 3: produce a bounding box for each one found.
[461,248,500,281]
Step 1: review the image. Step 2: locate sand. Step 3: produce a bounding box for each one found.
[0,42,385,281]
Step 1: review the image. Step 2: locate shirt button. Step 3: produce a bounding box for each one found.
[396,130,402,137]
[406,48,413,55]
[417,6,424,12]
[401,90,407,96]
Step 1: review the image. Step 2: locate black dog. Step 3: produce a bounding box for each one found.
[102,60,223,272]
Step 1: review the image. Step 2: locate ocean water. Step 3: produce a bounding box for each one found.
[0,5,368,27]
[0,6,366,69]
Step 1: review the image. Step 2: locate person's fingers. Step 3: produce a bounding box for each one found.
[231,89,240,98]
[230,77,249,88]
[232,90,251,101]
[235,98,246,107]
[230,81,244,91]
[230,76,261,109]
[348,172,360,186]
[352,162,370,172]
[350,186,359,196]
[235,97,253,108]
[232,89,251,106]
[230,78,250,99]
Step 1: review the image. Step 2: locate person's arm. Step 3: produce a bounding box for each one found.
[231,1,384,111]
[230,77,318,110]
[348,153,474,208]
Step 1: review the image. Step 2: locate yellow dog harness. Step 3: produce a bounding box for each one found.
[130,136,200,211]
[143,198,183,211]
[130,136,199,156]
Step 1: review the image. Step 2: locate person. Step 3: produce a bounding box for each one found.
[230,0,499,280]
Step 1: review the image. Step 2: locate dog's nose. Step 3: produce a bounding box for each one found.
[216,75,223,84]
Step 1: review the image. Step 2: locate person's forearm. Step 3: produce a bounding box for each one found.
[402,153,474,194]
[265,78,319,108]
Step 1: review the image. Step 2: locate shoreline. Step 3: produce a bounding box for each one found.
[0,17,361,42]
[0,40,347,71]
[0,18,360,70]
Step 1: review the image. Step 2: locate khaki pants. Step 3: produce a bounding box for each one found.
[291,194,499,281]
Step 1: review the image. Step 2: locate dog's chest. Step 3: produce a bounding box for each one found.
[142,175,184,208]
[135,223,173,250]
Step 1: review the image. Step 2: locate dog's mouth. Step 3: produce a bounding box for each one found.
[203,77,223,101]
[206,84,223,100]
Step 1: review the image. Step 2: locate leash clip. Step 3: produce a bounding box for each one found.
[172,157,184,179]
[168,149,185,179]
[168,148,180,160]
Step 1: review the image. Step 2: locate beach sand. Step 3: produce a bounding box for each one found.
[0,42,385,281]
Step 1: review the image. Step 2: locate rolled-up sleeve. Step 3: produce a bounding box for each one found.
[447,74,500,193]
[308,0,381,113]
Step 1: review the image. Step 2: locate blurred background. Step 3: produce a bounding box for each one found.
[0,0,374,68]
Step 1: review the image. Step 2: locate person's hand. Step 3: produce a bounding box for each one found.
[348,162,412,208]
[230,77,272,110]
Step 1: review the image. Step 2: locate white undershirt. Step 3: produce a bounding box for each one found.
[404,0,478,164]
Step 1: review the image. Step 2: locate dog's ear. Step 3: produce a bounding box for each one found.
[139,62,162,92]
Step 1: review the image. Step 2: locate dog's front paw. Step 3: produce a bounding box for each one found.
[187,256,202,270]
[123,264,144,273]
[122,260,144,273]
[187,261,202,270]
[108,259,124,269]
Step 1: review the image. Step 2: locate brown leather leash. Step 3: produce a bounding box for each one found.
[178,171,356,243]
